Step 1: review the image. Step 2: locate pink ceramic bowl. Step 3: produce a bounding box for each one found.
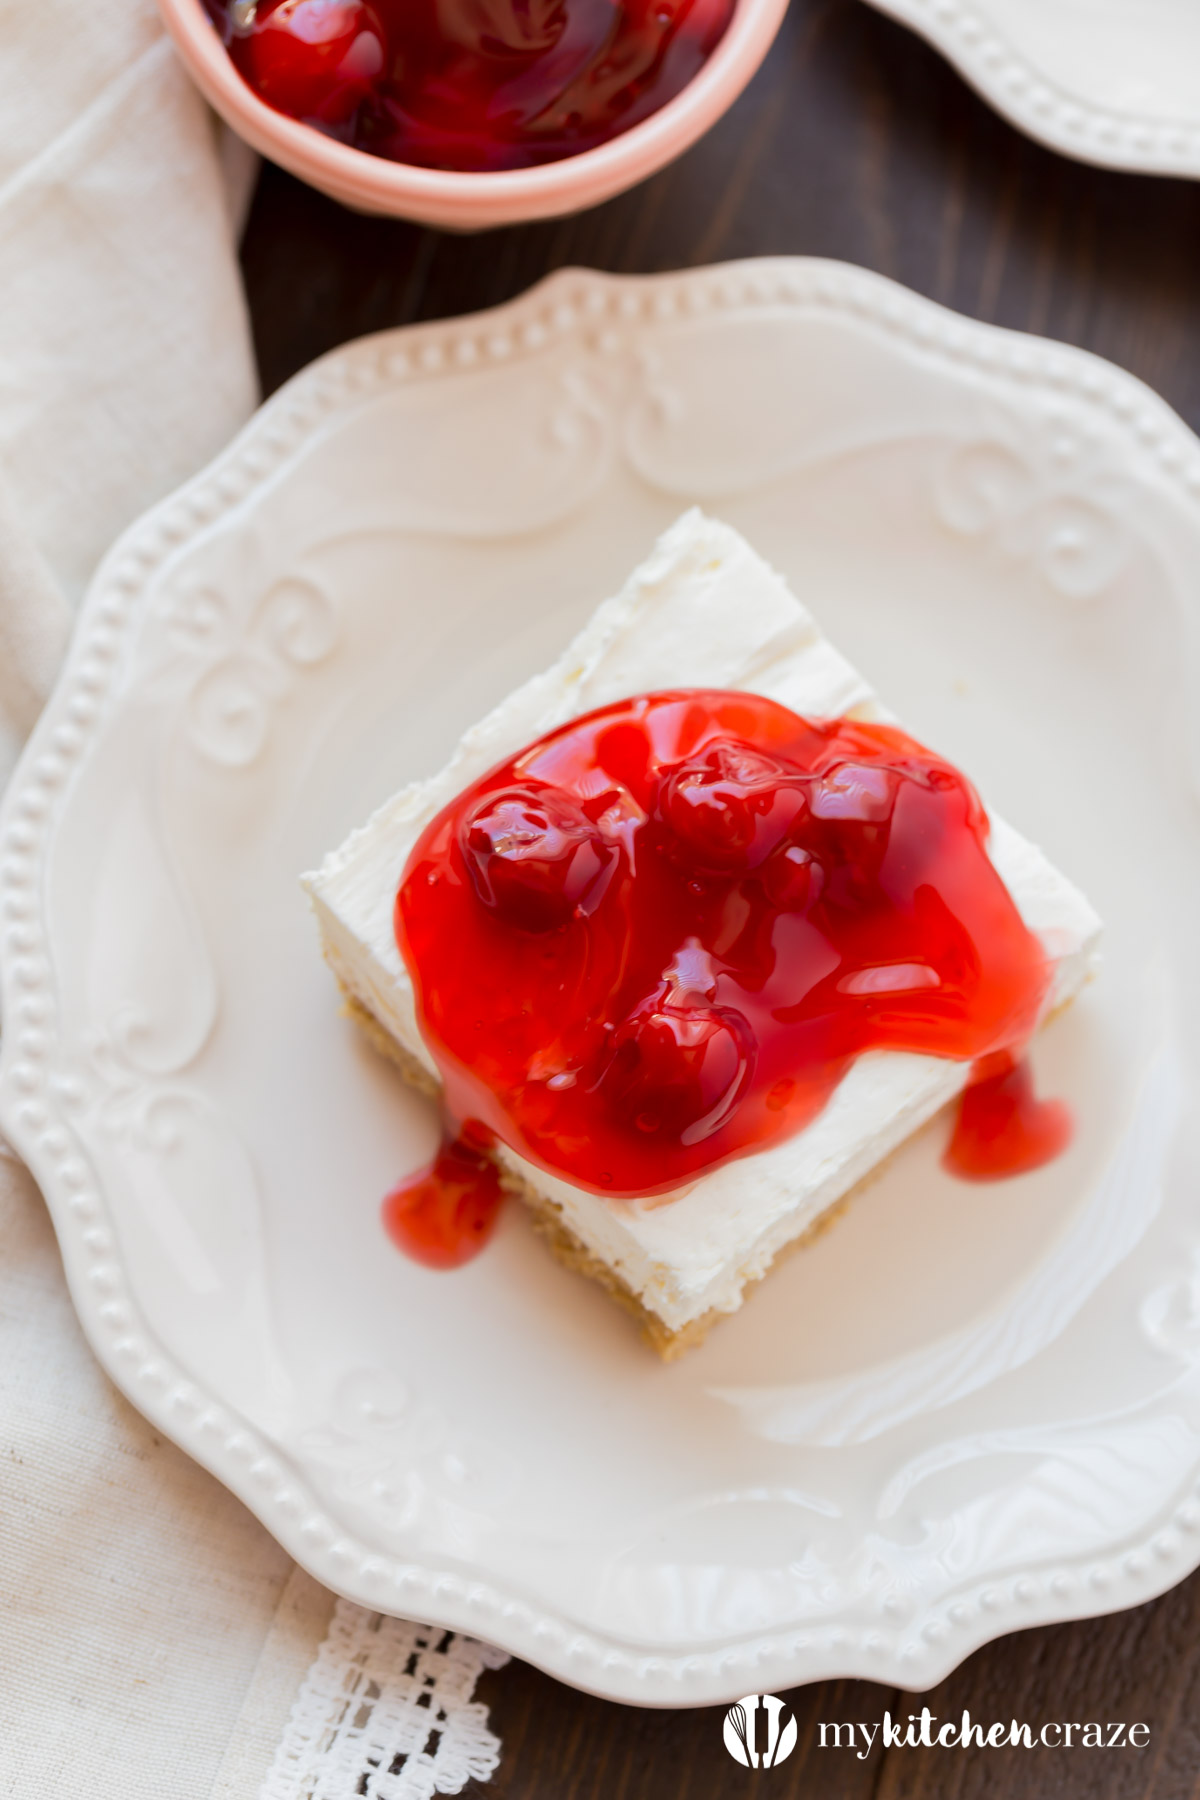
[155,0,790,228]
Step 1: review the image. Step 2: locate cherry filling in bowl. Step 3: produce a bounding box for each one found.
[394,689,1060,1203]
[204,0,736,171]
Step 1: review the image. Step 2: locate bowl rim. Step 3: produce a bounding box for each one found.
[156,0,790,221]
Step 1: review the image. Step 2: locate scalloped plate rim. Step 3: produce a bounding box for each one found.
[4,258,1200,1706]
[863,0,1200,179]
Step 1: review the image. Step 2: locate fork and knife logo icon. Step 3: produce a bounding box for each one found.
[723,1693,798,1768]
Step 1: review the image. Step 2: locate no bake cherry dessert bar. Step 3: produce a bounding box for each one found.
[305,513,1100,1356]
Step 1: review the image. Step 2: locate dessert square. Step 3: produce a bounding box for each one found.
[304,511,1101,1356]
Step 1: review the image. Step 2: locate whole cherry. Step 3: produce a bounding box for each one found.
[230,0,386,124]
[657,737,809,873]
[460,784,614,931]
[600,996,754,1144]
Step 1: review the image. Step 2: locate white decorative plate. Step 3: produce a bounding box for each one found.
[4,261,1200,1707]
[864,0,1200,178]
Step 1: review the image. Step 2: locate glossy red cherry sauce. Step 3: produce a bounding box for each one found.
[944,1050,1072,1182]
[211,0,735,171]
[395,690,1068,1210]
[382,1122,504,1267]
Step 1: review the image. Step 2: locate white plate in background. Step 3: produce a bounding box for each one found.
[865,0,1200,177]
[3,261,1200,1705]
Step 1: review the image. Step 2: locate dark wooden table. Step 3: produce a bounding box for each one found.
[241,2,1200,1793]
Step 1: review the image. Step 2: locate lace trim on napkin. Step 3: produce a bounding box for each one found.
[260,1602,509,1800]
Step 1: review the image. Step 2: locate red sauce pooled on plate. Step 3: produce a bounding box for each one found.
[943,1050,1072,1181]
[392,690,1069,1238]
[213,0,735,171]
[382,1122,504,1267]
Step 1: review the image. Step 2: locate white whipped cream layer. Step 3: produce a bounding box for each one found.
[305,511,1102,1333]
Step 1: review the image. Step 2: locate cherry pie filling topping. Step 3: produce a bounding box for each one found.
[208,0,735,172]
[384,690,1070,1264]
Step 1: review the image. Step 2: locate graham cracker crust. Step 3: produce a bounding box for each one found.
[524,1180,857,1361]
[343,991,440,1098]
[339,986,871,1360]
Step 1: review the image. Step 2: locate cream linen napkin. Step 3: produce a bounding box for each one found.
[0,4,342,1794]
[1,15,510,1798]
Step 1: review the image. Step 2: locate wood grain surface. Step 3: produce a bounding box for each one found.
[240,1,1200,1792]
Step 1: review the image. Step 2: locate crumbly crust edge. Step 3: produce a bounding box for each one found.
[337,986,866,1361]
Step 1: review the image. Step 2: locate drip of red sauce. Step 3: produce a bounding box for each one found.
[393,689,1070,1211]
[381,1123,504,1268]
[943,1050,1072,1182]
[213,0,735,171]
